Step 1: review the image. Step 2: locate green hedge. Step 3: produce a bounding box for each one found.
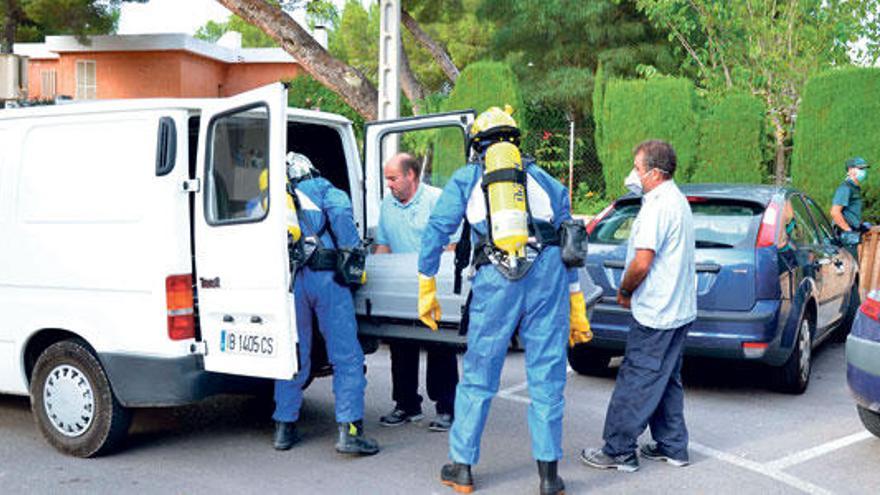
[693,92,766,184]
[434,61,525,184]
[594,77,698,197]
[792,67,880,222]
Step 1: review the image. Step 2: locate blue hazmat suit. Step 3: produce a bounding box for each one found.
[418,157,578,464]
[273,176,366,424]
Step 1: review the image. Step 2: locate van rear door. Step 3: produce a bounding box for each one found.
[194,83,298,379]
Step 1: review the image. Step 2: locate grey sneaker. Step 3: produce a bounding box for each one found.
[379,407,424,427]
[639,443,690,467]
[429,413,453,432]
[579,447,639,472]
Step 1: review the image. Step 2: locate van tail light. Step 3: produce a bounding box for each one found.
[861,290,880,322]
[166,274,195,340]
[586,203,615,236]
[756,201,780,248]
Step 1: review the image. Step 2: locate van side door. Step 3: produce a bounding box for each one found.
[194,83,299,379]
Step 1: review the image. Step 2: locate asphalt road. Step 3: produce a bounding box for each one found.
[1,340,878,494]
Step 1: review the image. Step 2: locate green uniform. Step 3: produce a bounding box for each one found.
[832,178,862,230]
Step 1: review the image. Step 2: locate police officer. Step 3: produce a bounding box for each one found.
[272,152,379,456]
[418,107,593,495]
[831,156,870,256]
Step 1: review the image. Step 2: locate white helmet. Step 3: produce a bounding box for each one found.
[286,152,317,181]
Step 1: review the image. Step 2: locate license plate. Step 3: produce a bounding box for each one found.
[220,329,276,357]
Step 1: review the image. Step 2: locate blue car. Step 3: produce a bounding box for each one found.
[846,289,880,436]
[570,184,860,394]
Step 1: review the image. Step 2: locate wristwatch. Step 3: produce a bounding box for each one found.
[619,288,632,298]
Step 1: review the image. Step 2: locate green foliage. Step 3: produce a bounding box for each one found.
[287,74,364,140]
[571,183,609,215]
[595,76,698,197]
[195,15,276,47]
[434,61,525,181]
[478,0,676,121]
[692,92,766,184]
[791,68,880,222]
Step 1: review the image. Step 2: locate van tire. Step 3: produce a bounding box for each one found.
[857,405,880,438]
[773,314,812,394]
[30,339,131,457]
[567,345,615,377]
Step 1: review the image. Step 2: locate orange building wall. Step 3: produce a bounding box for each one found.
[24,49,302,100]
[26,59,60,99]
[223,63,302,97]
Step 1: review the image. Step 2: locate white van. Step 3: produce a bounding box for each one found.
[0,83,600,457]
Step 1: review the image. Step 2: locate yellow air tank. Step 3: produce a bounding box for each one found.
[285,193,302,242]
[485,141,528,257]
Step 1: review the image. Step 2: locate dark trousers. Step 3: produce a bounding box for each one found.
[602,321,691,460]
[390,341,458,415]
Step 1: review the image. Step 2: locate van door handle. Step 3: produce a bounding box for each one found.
[223,315,234,323]
[250,315,263,324]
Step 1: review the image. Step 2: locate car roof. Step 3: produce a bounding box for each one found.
[617,183,797,205]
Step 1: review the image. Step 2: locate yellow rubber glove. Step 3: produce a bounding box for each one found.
[418,274,442,331]
[360,270,367,285]
[569,291,593,346]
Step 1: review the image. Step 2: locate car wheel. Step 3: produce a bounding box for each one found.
[30,339,131,457]
[773,314,812,394]
[833,283,860,343]
[857,405,880,438]
[567,345,616,377]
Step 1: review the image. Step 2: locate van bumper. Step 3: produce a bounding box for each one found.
[99,353,265,408]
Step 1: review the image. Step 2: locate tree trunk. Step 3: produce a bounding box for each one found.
[399,41,426,115]
[401,9,459,83]
[1,0,20,55]
[217,0,379,120]
[774,123,787,185]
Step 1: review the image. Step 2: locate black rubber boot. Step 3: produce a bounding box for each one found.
[335,420,380,456]
[273,421,299,451]
[537,460,565,495]
[440,462,474,493]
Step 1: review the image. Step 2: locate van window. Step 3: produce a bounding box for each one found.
[379,126,467,190]
[19,119,153,223]
[206,105,269,224]
[286,122,349,195]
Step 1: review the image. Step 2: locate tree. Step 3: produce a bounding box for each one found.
[477,0,676,122]
[195,16,276,47]
[631,0,880,184]
[0,0,147,54]
[216,0,379,119]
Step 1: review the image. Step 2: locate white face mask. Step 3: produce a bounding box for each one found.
[624,169,643,196]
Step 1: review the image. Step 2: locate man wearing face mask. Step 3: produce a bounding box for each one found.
[831,157,870,256]
[580,140,696,473]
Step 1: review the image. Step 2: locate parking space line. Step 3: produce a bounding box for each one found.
[766,431,874,471]
[690,441,833,495]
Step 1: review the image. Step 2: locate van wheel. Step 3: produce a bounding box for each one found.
[30,339,131,457]
[833,283,860,343]
[773,314,812,394]
[857,405,880,438]
[567,345,615,377]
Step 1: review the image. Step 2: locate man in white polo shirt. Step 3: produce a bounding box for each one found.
[580,140,696,472]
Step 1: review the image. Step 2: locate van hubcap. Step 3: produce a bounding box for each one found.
[798,320,811,384]
[43,365,95,438]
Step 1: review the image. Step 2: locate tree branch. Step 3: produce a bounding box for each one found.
[667,22,707,76]
[217,0,378,119]
[399,39,426,115]
[401,8,459,83]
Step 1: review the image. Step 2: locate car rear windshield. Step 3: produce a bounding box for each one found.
[590,198,764,248]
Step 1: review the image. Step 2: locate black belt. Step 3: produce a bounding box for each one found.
[306,248,339,271]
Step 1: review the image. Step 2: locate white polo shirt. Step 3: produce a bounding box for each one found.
[625,179,697,330]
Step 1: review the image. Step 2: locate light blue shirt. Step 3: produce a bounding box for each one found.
[625,179,697,330]
[377,183,443,253]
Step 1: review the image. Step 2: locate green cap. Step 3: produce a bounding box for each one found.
[846,156,869,170]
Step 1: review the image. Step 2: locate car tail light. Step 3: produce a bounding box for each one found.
[742,342,769,358]
[586,203,615,236]
[861,290,880,322]
[756,201,780,248]
[686,196,708,203]
[166,274,195,340]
